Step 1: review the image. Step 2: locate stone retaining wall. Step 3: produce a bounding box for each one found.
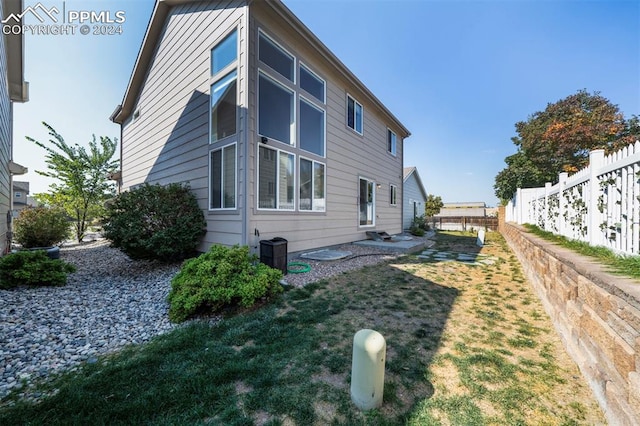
[498,214,640,425]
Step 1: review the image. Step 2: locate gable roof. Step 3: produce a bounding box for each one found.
[403,166,427,200]
[110,0,410,139]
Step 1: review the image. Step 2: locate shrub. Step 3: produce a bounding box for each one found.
[0,250,76,289]
[13,206,70,248]
[167,245,283,323]
[102,183,206,261]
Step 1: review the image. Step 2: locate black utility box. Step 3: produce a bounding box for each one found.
[259,237,288,275]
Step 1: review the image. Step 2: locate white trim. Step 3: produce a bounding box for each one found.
[387,128,397,157]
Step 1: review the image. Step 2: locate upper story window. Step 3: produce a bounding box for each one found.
[14,192,22,198]
[299,97,324,156]
[300,64,325,103]
[259,31,294,82]
[387,129,397,156]
[211,30,237,75]
[259,72,294,145]
[347,95,363,134]
[210,29,238,143]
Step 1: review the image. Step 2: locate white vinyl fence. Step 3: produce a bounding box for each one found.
[505,141,640,256]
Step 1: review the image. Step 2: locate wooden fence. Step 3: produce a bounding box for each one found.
[427,216,499,231]
[505,141,640,255]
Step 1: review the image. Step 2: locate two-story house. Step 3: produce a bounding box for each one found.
[111,0,410,253]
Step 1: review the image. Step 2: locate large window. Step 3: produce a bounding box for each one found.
[257,30,328,212]
[300,158,325,211]
[299,98,324,156]
[347,95,363,134]
[259,31,294,82]
[259,73,294,145]
[258,146,295,210]
[387,129,397,156]
[210,144,236,209]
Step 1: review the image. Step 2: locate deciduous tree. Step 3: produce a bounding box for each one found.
[28,122,119,242]
[425,194,444,217]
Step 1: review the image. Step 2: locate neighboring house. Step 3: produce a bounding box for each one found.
[111,0,410,253]
[12,180,29,211]
[1,0,29,254]
[402,166,427,229]
[435,202,488,218]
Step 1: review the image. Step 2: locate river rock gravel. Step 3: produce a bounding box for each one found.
[0,240,180,400]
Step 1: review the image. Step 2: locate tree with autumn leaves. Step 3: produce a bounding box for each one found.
[494,90,639,203]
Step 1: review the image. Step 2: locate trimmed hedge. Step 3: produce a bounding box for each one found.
[13,206,70,248]
[0,250,76,289]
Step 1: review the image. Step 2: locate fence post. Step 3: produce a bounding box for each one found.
[544,182,551,231]
[588,149,605,247]
[516,188,523,224]
[558,172,568,237]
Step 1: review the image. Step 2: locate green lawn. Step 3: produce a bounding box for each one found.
[0,231,604,425]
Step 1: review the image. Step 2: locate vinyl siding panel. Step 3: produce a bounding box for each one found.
[120,0,248,251]
[247,3,405,253]
[403,173,427,229]
[0,2,11,255]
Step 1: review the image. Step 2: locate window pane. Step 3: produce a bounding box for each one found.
[355,102,363,133]
[211,30,237,74]
[210,150,222,209]
[223,145,236,208]
[388,130,396,155]
[211,71,237,142]
[313,162,325,211]
[259,33,294,81]
[279,152,295,210]
[347,97,355,129]
[300,158,312,211]
[359,178,374,225]
[259,146,277,209]
[300,99,324,156]
[300,65,324,102]
[259,74,293,144]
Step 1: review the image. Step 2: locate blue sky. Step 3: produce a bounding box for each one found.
[12,0,640,206]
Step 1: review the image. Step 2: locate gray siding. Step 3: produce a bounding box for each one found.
[245,2,404,253]
[120,0,248,250]
[403,173,426,229]
[0,0,11,255]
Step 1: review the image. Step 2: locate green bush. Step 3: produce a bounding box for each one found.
[167,245,283,323]
[102,183,206,261]
[0,250,76,289]
[13,206,70,248]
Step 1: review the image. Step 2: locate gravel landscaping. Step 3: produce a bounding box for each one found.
[0,235,431,400]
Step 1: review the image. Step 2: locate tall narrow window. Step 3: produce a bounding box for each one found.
[390,184,397,206]
[259,73,294,144]
[211,70,237,142]
[387,129,397,156]
[300,158,325,211]
[210,144,236,209]
[347,95,363,134]
[299,98,324,156]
